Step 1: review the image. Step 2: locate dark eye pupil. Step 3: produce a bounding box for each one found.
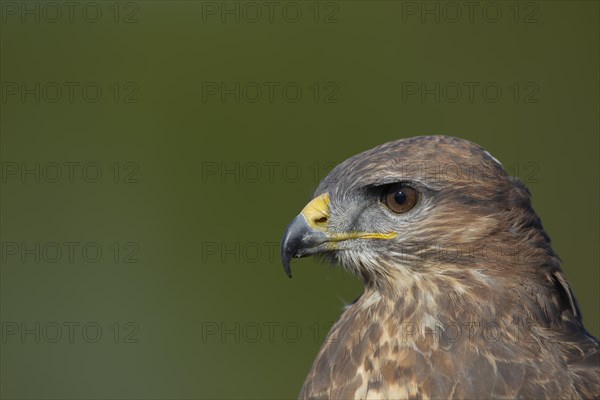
[394,191,407,204]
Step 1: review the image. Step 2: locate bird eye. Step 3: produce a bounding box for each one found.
[381,184,419,214]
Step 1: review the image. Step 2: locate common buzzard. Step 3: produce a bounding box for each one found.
[281,136,599,399]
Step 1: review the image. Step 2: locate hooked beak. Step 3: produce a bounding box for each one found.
[280,193,396,278]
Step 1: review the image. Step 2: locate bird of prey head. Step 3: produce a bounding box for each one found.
[281,136,599,399]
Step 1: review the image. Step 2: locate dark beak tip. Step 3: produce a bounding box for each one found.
[282,254,293,278]
[280,226,295,278]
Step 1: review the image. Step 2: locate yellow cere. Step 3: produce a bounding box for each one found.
[300,193,398,241]
[300,193,331,230]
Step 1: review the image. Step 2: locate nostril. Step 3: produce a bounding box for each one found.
[315,216,328,225]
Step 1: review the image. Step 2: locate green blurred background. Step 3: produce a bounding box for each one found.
[0,1,598,398]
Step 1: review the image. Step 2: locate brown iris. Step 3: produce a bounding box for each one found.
[381,184,419,214]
